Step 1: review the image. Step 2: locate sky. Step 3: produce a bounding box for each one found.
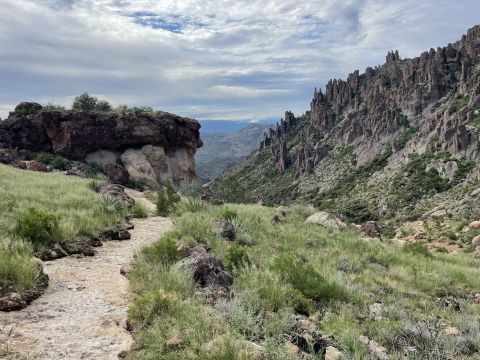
[0,0,479,122]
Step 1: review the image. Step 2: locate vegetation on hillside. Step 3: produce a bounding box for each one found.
[0,164,123,297]
[127,199,480,359]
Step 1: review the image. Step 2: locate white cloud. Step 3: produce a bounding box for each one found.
[0,0,478,120]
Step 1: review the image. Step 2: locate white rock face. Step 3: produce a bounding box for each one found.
[121,149,159,188]
[85,149,119,169]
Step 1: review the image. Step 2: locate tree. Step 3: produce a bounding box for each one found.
[96,99,112,112]
[72,93,98,111]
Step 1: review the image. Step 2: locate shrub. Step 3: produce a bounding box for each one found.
[72,92,98,111]
[156,181,180,216]
[127,179,148,191]
[402,242,432,258]
[50,156,70,170]
[36,152,55,165]
[132,202,149,218]
[96,99,112,112]
[0,240,40,296]
[128,290,181,328]
[225,245,251,273]
[42,102,65,111]
[100,195,124,214]
[271,252,347,302]
[222,207,238,221]
[174,197,209,215]
[15,208,60,247]
[142,235,186,264]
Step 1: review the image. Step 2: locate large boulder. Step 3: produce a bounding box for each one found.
[306,212,347,231]
[121,148,159,188]
[26,160,49,172]
[85,149,119,170]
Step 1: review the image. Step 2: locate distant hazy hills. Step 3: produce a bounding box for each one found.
[196,123,272,183]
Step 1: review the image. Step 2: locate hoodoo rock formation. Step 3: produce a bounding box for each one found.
[0,103,202,188]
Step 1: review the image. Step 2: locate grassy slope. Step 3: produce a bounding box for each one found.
[0,164,122,296]
[128,201,480,359]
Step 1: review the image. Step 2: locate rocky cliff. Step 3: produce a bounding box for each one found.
[216,25,480,228]
[0,103,202,188]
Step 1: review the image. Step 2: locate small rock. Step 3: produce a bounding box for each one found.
[474,293,480,304]
[360,221,382,239]
[325,346,344,360]
[120,264,133,276]
[165,334,183,349]
[102,227,131,241]
[214,219,236,240]
[369,303,386,320]
[444,326,461,335]
[468,220,480,229]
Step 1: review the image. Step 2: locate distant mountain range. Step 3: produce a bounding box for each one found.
[196,123,272,183]
[198,119,275,134]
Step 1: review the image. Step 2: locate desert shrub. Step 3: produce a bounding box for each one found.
[72,92,98,111]
[96,99,112,112]
[128,289,181,328]
[222,207,238,221]
[288,289,315,316]
[156,181,180,216]
[127,178,148,191]
[15,208,60,247]
[225,245,251,273]
[88,178,107,192]
[452,160,475,185]
[0,240,40,296]
[132,202,149,218]
[435,247,449,253]
[271,252,347,302]
[35,152,55,165]
[174,197,209,215]
[402,242,432,258]
[100,195,123,213]
[42,102,65,111]
[141,235,186,264]
[50,156,70,170]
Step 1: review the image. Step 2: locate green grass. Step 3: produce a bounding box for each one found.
[128,201,480,359]
[0,164,123,297]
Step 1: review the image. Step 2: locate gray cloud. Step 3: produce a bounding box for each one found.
[0,0,478,120]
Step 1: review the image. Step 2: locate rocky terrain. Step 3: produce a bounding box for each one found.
[0,103,202,189]
[196,123,272,183]
[217,25,480,235]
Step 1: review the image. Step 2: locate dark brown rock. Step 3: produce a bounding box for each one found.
[175,246,234,290]
[214,219,236,240]
[103,163,129,185]
[102,226,131,241]
[360,221,382,239]
[26,160,49,172]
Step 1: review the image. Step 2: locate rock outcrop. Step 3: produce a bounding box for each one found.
[1,107,202,188]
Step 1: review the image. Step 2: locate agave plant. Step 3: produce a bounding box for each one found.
[100,195,123,213]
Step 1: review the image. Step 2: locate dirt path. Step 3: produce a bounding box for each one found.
[0,194,172,360]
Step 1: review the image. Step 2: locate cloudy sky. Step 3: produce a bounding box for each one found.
[0,0,478,121]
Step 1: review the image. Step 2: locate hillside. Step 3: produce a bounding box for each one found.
[196,123,272,182]
[215,25,480,235]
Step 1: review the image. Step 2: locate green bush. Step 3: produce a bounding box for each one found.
[36,152,55,165]
[142,235,187,264]
[271,252,347,302]
[50,156,70,170]
[73,92,98,111]
[225,245,251,273]
[222,207,238,221]
[72,92,112,112]
[402,242,432,258]
[132,202,149,218]
[15,208,60,247]
[42,102,65,111]
[156,181,180,216]
[128,290,181,328]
